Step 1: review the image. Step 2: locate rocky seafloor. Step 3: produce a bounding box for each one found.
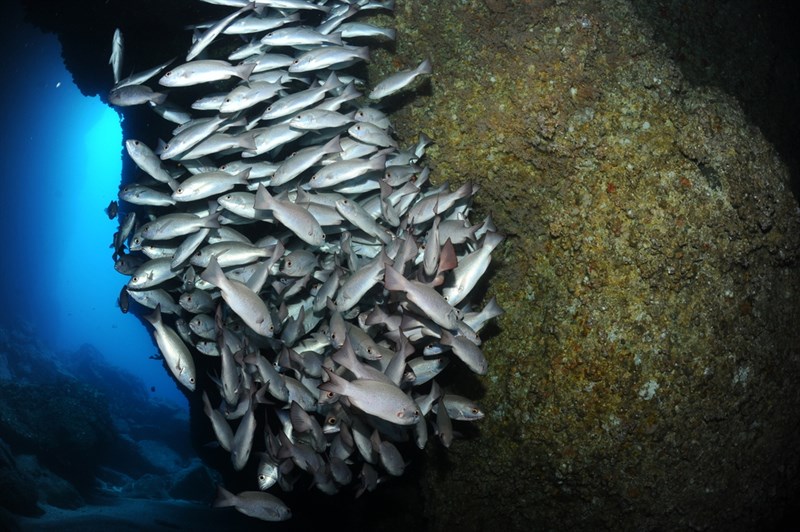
[17,0,800,530]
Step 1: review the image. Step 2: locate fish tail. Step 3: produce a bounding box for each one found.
[383,265,407,292]
[213,485,237,508]
[418,58,433,75]
[152,92,168,105]
[254,184,275,210]
[237,61,256,81]
[318,367,347,395]
[200,256,226,287]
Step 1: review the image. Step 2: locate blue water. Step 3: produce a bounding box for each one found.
[0,5,185,406]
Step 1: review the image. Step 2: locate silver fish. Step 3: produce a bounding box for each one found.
[113,57,174,91]
[213,486,291,522]
[125,139,178,189]
[108,84,166,107]
[288,45,370,73]
[159,60,256,87]
[109,28,123,84]
[119,184,176,207]
[186,3,255,61]
[319,368,420,425]
[144,305,196,391]
[383,265,460,330]
[140,210,220,241]
[369,58,432,100]
[220,81,283,113]
[203,392,234,451]
[254,185,325,246]
[172,169,250,202]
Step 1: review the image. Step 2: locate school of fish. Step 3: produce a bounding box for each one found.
[108,0,503,522]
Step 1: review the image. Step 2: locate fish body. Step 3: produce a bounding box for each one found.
[159,60,256,87]
[319,368,420,425]
[119,184,176,207]
[289,45,370,73]
[140,211,220,241]
[220,81,282,113]
[213,486,291,522]
[383,265,460,330]
[186,2,254,61]
[108,84,166,107]
[125,139,177,188]
[172,169,250,202]
[369,58,432,100]
[254,185,325,246]
[144,305,196,391]
[109,28,123,83]
[200,256,274,337]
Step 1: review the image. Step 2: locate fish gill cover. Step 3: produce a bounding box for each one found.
[109,0,502,522]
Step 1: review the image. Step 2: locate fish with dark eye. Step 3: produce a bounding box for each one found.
[200,256,274,337]
[369,58,432,100]
[143,305,196,391]
[319,367,421,425]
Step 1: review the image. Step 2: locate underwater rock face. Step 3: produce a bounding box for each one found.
[385,0,800,530]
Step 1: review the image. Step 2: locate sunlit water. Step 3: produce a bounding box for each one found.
[0,5,185,406]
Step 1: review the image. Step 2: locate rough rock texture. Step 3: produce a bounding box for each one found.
[0,381,116,490]
[17,0,800,530]
[378,0,800,530]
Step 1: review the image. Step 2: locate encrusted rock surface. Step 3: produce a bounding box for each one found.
[380,0,800,529]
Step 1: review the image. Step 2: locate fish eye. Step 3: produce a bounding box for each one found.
[472,408,480,414]
[190,377,196,383]
[177,188,182,193]
[165,71,171,76]
[286,260,292,267]
[325,391,335,399]
[132,277,138,282]
[327,416,336,425]
[259,474,266,481]
[269,324,274,331]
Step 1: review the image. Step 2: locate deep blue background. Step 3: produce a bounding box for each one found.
[0,2,185,405]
